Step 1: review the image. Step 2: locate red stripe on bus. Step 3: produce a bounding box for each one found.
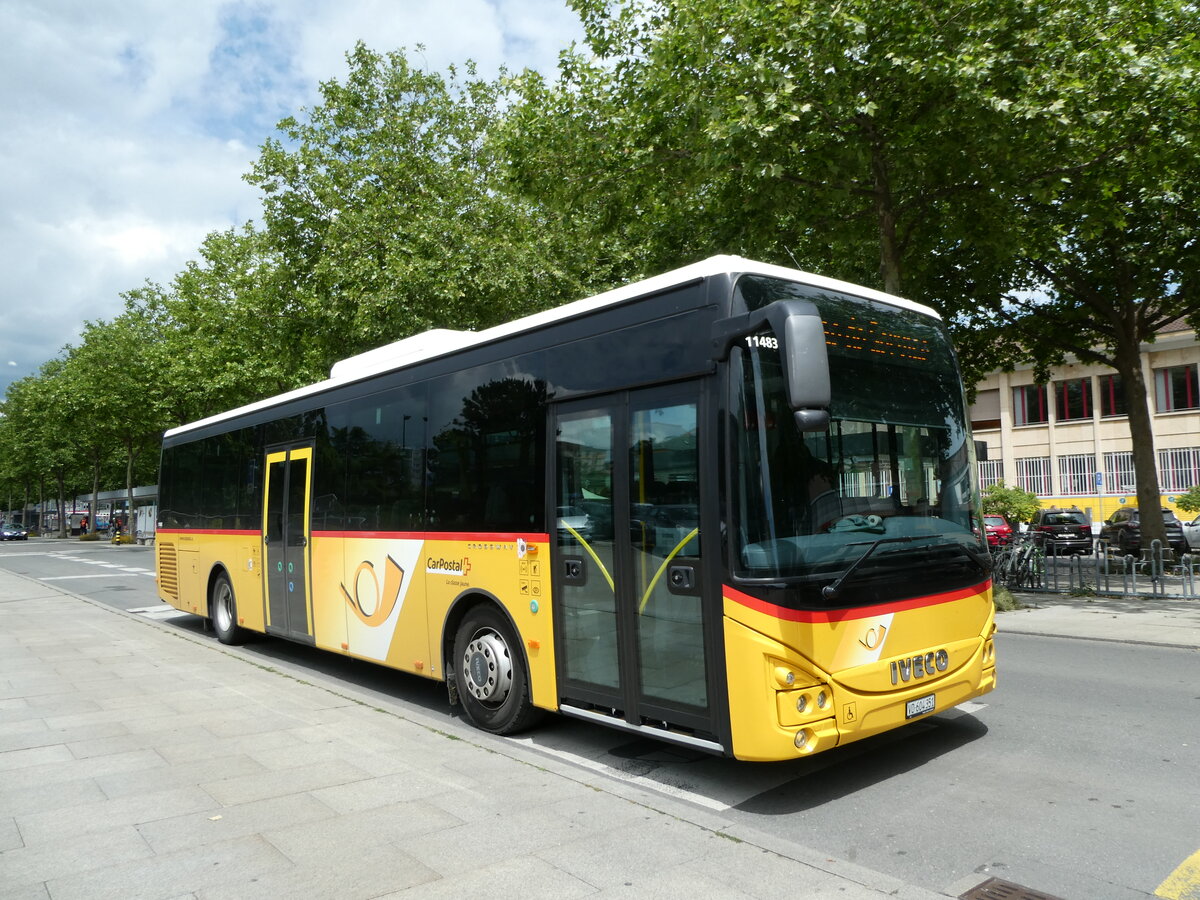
[311,531,551,543]
[157,528,551,543]
[156,528,259,536]
[723,581,991,623]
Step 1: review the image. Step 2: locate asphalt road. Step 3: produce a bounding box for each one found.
[2,538,1196,900]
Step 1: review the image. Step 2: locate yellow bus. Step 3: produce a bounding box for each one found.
[155,256,996,761]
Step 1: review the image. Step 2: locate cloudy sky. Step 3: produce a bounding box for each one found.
[0,0,583,398]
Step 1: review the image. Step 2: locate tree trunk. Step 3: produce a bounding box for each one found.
[56,470,67,538]
[90,455,101,535]
[125,445,135,542]
[869,136,903,296]
[1113,334,1166,549]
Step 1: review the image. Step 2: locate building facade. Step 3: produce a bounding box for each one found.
[970,321,1199,525]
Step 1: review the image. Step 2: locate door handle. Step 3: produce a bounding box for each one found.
[563,556,587,586]
[668,564,698,595]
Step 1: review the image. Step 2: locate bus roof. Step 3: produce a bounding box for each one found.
[165,255,939,439]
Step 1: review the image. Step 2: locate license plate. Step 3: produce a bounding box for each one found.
[906,693,936,719]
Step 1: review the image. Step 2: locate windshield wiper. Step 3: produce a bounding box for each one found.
[958,541,994,575]
[822,536,914,601]
[822,537,993,601]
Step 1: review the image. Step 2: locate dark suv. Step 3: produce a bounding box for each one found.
[1029,507,1093,555]
[1099,507,1188,555]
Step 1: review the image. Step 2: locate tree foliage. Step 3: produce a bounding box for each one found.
[963,1,1200,545]
[504,0,1072,298]
[981,481,1042,526]
[245,44,610,365]
[1175,486,1200,515]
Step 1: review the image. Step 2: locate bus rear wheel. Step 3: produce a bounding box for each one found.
[453,606,540,735]
[211,573,245,645]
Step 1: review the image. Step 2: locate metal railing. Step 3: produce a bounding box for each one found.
[996,537,1199,599]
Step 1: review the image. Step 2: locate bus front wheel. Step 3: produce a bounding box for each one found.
[211,573,245,645]
[453,606,540,735]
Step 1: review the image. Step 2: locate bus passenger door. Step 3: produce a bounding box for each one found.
[263,444,314,643]
[552,387,716,746]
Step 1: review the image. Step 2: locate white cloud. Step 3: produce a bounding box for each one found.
[0,0,582,397]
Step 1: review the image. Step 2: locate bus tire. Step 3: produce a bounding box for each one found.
[211,573,245,645]
[453,605,541,735]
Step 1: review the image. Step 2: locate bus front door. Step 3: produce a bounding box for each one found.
[553,387,717,747]
[262,444,314,643]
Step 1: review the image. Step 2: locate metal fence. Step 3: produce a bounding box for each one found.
[992,537,1200,599]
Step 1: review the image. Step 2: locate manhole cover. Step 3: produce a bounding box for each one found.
[959,878,1066,900]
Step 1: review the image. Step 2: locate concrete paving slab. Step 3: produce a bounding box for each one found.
[1000,592,1200,648]
[43,835,291,900]
[15,785,217,846]
[0,824,154,889]
[381,853,597,900]
[204,840,442,900]
[136,793,336,855]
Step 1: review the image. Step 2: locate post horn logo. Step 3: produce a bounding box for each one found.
[340,555,405,627]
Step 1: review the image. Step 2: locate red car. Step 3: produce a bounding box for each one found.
[983,515,1013,548]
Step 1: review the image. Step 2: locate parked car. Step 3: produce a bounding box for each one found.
[1029,507,1093,555]
[1182,514,1200,552]
[983,515,1013,548]
[1099,507,1188,555]
[0,523,29,541]
[556,505,592,542]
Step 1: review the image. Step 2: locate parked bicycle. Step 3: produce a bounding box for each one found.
[992,533,1045,589]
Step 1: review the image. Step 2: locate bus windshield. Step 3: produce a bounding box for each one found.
[731,276,986,603]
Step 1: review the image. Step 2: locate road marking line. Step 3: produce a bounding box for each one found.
[140,608,192,620]
[39,574,132,581]
[510,739,730,810]
[1156,847,1200,899]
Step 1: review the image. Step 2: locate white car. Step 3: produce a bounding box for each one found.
[1183,514,1200,552]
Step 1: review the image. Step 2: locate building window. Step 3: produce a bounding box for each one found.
[1054,378,1091,421]
[970,388,1001,431]
[1104,451,1136,494]
[1016,456,1052,495]
[1013,384,1049,426]
[1154,364,1199,412]
[978,459,1004,490]
[1099,374,1126,417]
[1159,447,1200,492]
[1058,453,1097,496]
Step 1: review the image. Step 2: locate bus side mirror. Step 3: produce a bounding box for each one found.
[712,299,831,432]
[782,313,830,430]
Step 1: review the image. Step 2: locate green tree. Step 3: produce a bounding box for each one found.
[505,0,1062,294]
[1175,486,1200,515]
[981,481,1041,526]
[124,227,316,424]
[245,43,607,374]
[964,2,1200,548]
[4,362,79,536]
[65,312,173,536]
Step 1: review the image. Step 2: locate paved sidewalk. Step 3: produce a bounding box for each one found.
[999,590,1200,649]
[0,570,943,900]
